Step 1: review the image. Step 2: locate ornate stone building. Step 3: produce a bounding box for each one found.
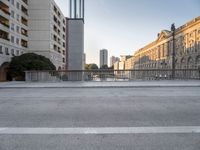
[133,16,200,70]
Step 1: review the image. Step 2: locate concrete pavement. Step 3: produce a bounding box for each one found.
[0,82,200,149]
[0,80,200,88]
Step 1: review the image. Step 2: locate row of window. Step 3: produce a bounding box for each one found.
[8,0,27,8]
[10,23,28,36]
[0,45,22,56]
[53,25,66,40]
[53,5,66,25]
[10,10,28,26]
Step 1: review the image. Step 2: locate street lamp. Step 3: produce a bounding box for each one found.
[171,23,176,79]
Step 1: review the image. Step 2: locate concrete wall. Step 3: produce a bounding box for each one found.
[67,19,84,70]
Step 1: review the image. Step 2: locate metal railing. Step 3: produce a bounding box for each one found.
[25,69,200,82]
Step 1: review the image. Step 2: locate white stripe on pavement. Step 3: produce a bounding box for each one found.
[0,126,200,135]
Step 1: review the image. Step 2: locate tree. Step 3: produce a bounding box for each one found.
[8,53,56,80]
[100,65,109,69]
[85,64,98,70]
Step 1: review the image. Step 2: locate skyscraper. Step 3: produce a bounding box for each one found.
[100,49,108,68]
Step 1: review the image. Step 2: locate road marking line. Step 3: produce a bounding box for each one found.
[0,127,200,135]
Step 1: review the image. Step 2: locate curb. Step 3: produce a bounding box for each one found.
[0,85,200,89]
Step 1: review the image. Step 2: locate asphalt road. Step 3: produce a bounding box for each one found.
[0,87,200,149]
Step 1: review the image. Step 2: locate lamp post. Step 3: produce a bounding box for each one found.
[171,23,176,79]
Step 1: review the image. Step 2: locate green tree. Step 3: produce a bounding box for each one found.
[85,64,98,70]
[8,53,56,80]
[100,65,109,69]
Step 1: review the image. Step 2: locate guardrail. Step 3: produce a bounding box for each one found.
[25,69,200,82]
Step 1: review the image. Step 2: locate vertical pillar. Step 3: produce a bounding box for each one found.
[79,0,81,18]
[69,0,72,18]
[83,0,85,20]
[74,0,77,18]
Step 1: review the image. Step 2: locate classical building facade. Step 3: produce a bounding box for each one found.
[133,16,200,70]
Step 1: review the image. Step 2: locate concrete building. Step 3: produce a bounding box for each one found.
[125,56,134,70]
[133,16,200,70]
[28,0,66,70]
[114,55,132,70]
[67,0,84,71]
[0,0,28,81]
[100,49,108,68]
[110,56,120,67]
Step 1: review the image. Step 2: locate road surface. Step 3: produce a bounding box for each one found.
[0,84,200,149]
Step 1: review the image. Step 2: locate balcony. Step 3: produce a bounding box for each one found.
[0,15,9,28]
[21,28,28,37]
[0,1,10,17]
[21,39,28,48]
[22,0,28,5]
[0,0,9,8]
[0,29,9,41]
[21,17,28,26]
[0,23,9,32]
[21,5,28,16]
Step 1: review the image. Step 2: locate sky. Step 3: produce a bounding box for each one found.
[56,0,200,66]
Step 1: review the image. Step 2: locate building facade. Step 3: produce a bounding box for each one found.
[0,0,68,81]
[0,0,28,81]
[100,49,108,68]
[114,55,132,70]
[133,16,200,70]
[110,56,120,67]
[125,56,134,70]
[28,0,66,70]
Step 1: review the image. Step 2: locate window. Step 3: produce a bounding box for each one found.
[16,38,19,45]
[11,23,15,31]
[16,2,20,9]
[11,36,14,43]
[11,49,15,56]
[63,58,65,63]
[16,26,20,33]
[11,10,15,18]
[17,14,20,21]
[5,47,9,55]
[11,0,14,6]
[0,45,3,54]
[16,50,19,56]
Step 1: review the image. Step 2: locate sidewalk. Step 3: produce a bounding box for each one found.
[0,80,200,88]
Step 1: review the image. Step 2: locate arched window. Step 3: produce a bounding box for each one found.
[187,57,194,69]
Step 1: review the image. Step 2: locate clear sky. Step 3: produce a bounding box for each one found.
[56,0,200,66]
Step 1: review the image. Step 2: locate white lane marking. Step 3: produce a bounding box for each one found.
[0,127,200,135]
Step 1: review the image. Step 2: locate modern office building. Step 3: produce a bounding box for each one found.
[100,49,108,68]
[28,0,67,70]
[0,0,29,81]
